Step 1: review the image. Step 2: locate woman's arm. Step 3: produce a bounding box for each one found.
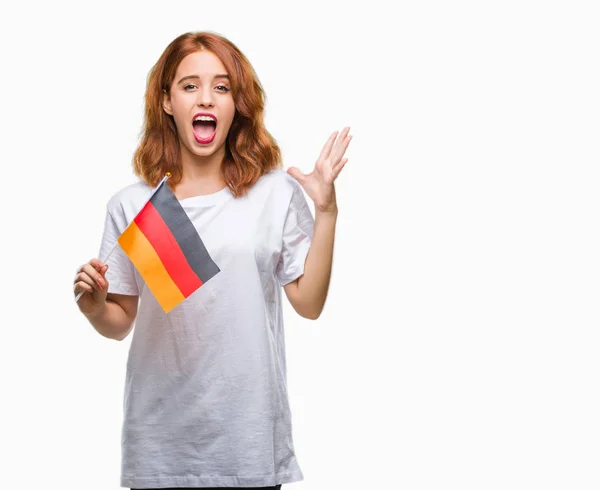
[283,207,337,320]
[283,126,351,319]
[85,293,139,341]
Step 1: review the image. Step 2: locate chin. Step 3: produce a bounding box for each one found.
[189,136,224,155]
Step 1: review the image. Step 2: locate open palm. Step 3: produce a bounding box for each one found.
[287,127,352,213]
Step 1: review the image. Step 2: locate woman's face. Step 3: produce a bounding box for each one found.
[162,50,235,158]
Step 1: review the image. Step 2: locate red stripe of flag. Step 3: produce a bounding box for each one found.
[134,201,204,297]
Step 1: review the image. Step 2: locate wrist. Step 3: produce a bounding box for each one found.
[85,299,108,321]
[316,203,338,215]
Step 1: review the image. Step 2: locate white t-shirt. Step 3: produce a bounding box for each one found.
[97,167,314,489]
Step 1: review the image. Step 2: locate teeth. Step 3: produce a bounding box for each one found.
[194,115,216,122]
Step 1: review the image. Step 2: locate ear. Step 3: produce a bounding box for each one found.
[162,89,172,116]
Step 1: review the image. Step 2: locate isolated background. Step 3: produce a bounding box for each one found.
[1,1,599,489]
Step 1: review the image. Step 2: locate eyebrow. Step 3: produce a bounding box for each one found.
[177,74,230,84]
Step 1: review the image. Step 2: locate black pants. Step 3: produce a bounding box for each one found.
[131,486,282,490]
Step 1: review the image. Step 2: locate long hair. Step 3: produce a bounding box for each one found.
[132,31,282,198]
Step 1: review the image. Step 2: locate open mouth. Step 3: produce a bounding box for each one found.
[192,120,217,140]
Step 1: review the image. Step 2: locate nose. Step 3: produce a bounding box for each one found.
[196,86,215,108]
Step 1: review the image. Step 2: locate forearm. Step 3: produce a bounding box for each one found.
[85,299,135,341]
[297,208,338,319]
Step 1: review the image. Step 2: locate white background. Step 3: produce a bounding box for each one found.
[1,1,599,489]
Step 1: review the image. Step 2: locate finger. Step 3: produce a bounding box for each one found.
[338,126,351,140]
[331,134,352,163]
[81,263,107,290]
[74,280,94,297]
[331,127,351,151]
[74,271,101,292]
[77,258,104,276]
[89,258,105,271]
[318,131,338,162]
[99,264,109,278]
[333,157,348,171]
[333,158,348,178]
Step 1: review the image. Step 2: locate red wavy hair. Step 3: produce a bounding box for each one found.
[132,31,282,198]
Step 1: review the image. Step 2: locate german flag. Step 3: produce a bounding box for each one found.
[117,175,220,313]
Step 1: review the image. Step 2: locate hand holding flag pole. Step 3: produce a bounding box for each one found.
[74,173,171,304]
[73,245,116,303]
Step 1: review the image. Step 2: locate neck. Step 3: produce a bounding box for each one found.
[177,142,227,196]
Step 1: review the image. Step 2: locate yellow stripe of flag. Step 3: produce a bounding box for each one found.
[118,221,185,313]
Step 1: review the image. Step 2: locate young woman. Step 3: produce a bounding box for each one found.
[73,31,351,490]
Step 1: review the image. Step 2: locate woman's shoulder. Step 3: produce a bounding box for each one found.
[106,179,153,215]
[260,167,302,196]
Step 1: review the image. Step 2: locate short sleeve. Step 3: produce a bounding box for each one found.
[275,183,315,287]
[98,206,140,296]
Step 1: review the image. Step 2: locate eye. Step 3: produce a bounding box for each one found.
[184,84,230,92]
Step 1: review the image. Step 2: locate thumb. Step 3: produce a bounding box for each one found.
[287,167,305,185]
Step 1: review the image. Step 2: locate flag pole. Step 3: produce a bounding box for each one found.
[74,173,171,304]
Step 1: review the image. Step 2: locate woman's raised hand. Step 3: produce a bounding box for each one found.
[286,126,352,214]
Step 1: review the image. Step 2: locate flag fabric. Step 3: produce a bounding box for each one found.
[117,176,220,313]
